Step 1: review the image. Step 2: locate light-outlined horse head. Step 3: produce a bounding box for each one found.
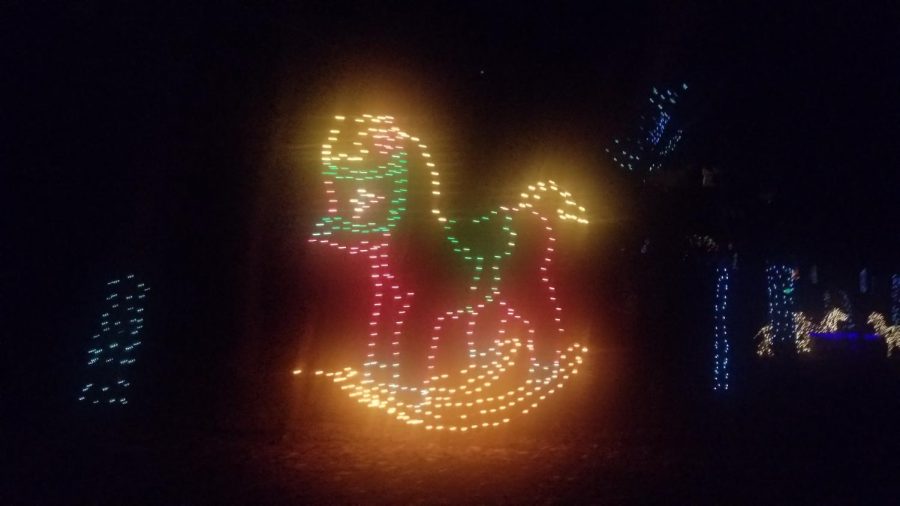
[310,115,412,252]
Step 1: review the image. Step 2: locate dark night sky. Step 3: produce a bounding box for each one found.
[3,2,898,415]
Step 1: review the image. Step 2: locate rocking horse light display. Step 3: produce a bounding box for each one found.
[305,114,590,431]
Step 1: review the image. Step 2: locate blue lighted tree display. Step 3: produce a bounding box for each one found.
[713,265,731,391]
[78,274,150,405]
[607,83,688,173]
[766,264,796,346]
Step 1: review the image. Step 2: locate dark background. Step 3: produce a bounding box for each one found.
[3,2,900,503]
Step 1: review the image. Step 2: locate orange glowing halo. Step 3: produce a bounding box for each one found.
[305,114,589,431]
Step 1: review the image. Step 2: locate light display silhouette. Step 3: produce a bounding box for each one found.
[306,114,590,431]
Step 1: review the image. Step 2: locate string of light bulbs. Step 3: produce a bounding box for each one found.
[891,275,900,326]
[606,83,688,173]
[756,265,796,357]
[712,265,730,390]
[766,264,796,344]
[78,274,150,405]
